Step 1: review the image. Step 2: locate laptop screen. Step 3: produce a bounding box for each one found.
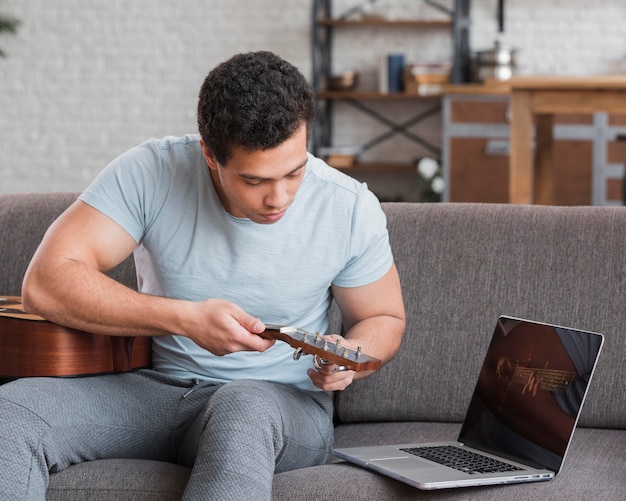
[458,316,603,473]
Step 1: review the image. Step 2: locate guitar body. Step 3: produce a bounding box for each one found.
[0,296,151,378]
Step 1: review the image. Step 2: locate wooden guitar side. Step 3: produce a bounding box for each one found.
[0,296,151,378]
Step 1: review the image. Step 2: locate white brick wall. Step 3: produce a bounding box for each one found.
[471,0,626,76]
[0,0,624,194]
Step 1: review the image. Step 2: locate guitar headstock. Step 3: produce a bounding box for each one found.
[260,324,381,372]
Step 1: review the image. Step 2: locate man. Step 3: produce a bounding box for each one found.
[1,51,405,499]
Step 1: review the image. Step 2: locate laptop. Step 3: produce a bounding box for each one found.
[333,315,604,490]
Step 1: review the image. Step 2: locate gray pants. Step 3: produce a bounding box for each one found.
[0,370,334,500]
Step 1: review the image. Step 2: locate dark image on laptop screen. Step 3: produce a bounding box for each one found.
[459,317,603,473]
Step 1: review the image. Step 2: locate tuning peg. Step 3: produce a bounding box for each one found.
[334,339,341,353]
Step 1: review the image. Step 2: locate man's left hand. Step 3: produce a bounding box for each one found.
[307,334,356,391]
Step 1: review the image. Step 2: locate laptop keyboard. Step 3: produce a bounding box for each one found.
[399,445,524,475]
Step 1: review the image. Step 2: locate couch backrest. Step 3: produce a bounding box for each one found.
[0,193,137,295]
[2,194,624,429]
[335,202,626,430]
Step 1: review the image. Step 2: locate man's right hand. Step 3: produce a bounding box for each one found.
[182,298,274,356]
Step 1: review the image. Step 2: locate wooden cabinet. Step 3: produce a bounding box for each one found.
[446,96,509,203]
[448,138,593,204]
[606,115,626,204]
[448,137,509,203]
[443,93,624,205]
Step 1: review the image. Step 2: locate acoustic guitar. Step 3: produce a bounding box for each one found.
[0,296,151,378]
[0,296,380,378]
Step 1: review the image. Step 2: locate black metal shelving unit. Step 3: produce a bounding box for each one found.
[311,0,472,167]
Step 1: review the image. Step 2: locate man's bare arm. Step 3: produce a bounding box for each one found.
[333,263,406,375]
[22,200,274,355]
[308,264,405,391]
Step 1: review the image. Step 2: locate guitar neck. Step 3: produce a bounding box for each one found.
[512,366,576,391]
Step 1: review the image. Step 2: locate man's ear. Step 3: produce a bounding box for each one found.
[199,140,219,171]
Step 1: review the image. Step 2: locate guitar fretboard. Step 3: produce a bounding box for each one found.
[511,366,576,391]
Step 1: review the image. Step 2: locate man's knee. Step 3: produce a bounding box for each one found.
[207,380,282,426]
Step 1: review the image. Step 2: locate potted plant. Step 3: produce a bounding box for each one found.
[0,3,20,58]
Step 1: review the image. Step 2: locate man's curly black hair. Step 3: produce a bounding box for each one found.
[197,51,315,165]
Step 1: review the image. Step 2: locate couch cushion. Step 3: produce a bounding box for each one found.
[335,203,626,428]
[0,192,137,295]
[48,425,625,500]
[0,192,79,295]
[46,459,189,501]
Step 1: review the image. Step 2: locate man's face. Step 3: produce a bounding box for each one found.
[201,124,308,224]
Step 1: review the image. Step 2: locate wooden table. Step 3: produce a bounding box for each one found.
[509,76,626,204]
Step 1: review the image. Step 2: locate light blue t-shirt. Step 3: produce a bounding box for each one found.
[80,134,393,390]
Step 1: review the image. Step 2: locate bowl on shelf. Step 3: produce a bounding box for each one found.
[318,145,363,168]
[328,71,359,91]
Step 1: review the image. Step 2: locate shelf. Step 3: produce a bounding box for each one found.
[316,19,453,28]
[317,91,442,100]
[442,82,511,96]
[331,162,417,173]
[310,0,467,161]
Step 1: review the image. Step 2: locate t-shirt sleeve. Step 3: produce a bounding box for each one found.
[332,184,394,288]
[79,142,163,244]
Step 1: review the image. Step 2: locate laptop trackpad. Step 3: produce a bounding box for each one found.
[370,457,434,471]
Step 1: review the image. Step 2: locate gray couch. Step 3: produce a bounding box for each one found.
[1,192,624,500]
